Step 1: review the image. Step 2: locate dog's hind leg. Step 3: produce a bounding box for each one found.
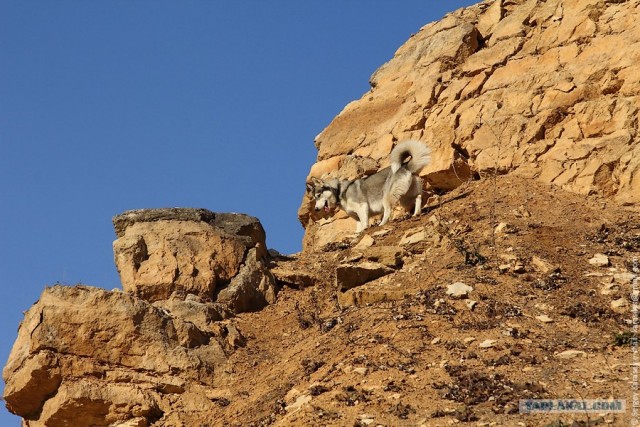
[379,192,394,226]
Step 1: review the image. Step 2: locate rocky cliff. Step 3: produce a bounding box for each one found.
[3,0,640,426]
[3,209,277,426]
[299,0,639,251]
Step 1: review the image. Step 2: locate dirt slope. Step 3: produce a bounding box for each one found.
[210,175,638,426]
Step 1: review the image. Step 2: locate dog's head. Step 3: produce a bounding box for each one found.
[306,177,339,215]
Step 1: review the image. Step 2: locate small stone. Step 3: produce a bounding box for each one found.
[400,229,427,246]
[614,272,638,285]
[513,262,526,274]
[479,339,497,349]
[495,222,516,234]
[363,246,404,269]
[611,298,629,313]
[431,337,441,345]
[499,264,511,273]
[446,282,473,298]
[353,367,368,375]
[588,253,610,267]
[354,235,375,251]
[536,315,554,323]
[555,350,586,359]
[512,205,531,218]
[463,337,476,345]
[531,256,557,274]
[285,394,312,413]
[600,282,620,295]
[357,414,374,426]
[336,262,394,291]
[372,229,391,237]
[466,300,478,310]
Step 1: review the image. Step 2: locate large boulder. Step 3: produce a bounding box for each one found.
[113,208,276,314]
[2,286,230,426]
[300,0,640,251]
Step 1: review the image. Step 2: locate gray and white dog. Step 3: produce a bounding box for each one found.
[307,140,432,232]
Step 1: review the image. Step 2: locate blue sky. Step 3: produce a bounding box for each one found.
[0,1,478,424]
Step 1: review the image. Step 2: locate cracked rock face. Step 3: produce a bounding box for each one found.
[300,0,640,251]
[113,208,275,311]
[2,286,232,426]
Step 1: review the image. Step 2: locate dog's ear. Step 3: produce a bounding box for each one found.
[307,177,322,194]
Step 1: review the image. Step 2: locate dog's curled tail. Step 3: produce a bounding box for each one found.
[390,140,431,174]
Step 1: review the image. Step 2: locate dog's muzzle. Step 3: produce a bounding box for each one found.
[315,200,331,213]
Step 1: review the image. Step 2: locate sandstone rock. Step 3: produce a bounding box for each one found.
[600,282,621,296]
[215,247,278,314]
[38,380,161,427]
[614,272,638,285]
[513,262,526,274]
[531,255,558,274]
[588,253,610,267]
[153,297,224,333]
[353,234,375,251]
[446,282,474,298]
[113,208,276,314]
[478,339,497,349]
[3,285,231,425]
[499,264,511,273]
[495,222,516,234]
[400,228,428,246]
[555,350,586,359]
[362,245,405,269]
[271,265,316,288]
[300,0,640,249]
[285,394,312,413]
[336,262,394,291]
[357,414,375,425]
[353,367,368,375]
[611,297,629,313]
[536,315,554,323]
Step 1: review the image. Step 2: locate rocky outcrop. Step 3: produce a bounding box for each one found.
[3,209,278,425]
[113,208,276,313]
[2,286,232,426]
[300,0,640,251]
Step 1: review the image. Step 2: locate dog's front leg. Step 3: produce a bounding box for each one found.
[355,207,369,232]
[413,194,422,216]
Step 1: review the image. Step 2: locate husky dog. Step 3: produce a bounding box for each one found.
[306,140,431,232]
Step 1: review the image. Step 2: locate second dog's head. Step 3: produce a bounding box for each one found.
[306,177,340,215]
